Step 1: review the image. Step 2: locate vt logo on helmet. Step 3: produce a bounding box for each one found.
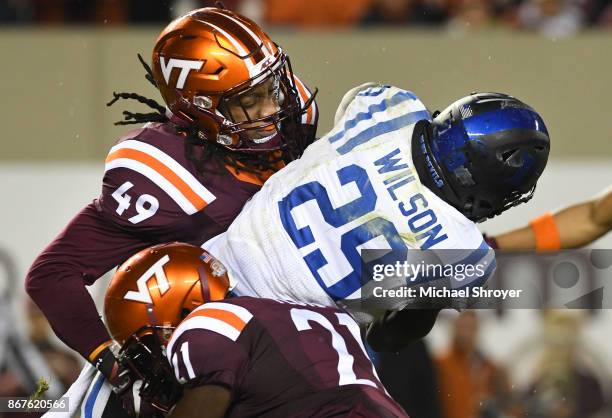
[151,8,315,159]
[413,92,550,222]
[104,242,229,414]
[159,58,204,89]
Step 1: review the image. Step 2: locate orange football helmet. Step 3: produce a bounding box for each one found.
[105,242,229,346]
[151,7,314,157]
[104,242,229,414]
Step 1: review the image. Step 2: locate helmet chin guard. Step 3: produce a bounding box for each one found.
[117,329,182,414]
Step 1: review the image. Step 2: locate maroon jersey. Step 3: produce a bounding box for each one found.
[167,297,408,418]
[25,83,317,359]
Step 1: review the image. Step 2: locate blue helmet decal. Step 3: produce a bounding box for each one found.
[432,105,548,183]
[431,123,466,158]
[431,123,469,173]
[462,107,549,140]
[443,148,468,173]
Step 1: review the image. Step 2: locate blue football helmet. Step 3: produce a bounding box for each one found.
[412,92,550,222]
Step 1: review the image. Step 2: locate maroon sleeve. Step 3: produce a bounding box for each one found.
[25,202,155,359]
[25,127,209,360]
[168,328,250,393]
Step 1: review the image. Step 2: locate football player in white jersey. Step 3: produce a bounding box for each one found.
[204,83,550,350]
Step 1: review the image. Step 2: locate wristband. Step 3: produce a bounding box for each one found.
[88,340,114,363]
[529,212,561,250]
[90,344,120,384]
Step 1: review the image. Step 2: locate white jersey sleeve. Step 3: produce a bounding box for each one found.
[204,84,495,320]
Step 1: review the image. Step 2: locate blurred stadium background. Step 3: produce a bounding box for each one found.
[0,0,611,417]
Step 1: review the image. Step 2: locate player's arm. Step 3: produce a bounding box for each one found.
[168,385,230,418]
[25,144,186,371]
[492,186,612,250]
[27,135,207,370]
[366,309,441,352]
[367,235,496,352]
[25,202,155,373]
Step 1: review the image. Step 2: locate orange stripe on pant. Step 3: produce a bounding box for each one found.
[185,308,247,333]
[106,148,208,210]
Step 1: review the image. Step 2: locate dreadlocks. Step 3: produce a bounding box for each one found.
[105,54,169,126]
[106,91,169,126]
[106,55,284,178]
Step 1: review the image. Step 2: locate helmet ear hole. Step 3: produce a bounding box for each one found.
[500,148,519,162]
[500,148,524,167]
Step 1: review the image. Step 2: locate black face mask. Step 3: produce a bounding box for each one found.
[118,330,182,415]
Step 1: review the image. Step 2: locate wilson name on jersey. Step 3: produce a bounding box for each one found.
[204,84,496,321]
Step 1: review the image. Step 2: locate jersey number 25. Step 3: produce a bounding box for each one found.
[280,164,408,301]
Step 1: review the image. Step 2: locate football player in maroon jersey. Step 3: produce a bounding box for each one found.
[103,243,408,418]
[25,6,317,389]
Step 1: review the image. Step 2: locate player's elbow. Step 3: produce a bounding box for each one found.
[592,192,612,232]
[25,253,68,302]
[25,256,49,300]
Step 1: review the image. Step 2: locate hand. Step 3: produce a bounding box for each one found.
[91,346,160,417]
[114,380,167,418]
[366,308,441,352]
[91,345,122,385]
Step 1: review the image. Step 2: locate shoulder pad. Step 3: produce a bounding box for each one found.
[104,139,216,215]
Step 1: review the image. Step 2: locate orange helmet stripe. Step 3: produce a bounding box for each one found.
[294,76,314,124]
[206,10,266,64]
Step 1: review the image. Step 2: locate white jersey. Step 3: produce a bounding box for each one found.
[204,84,495,321]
